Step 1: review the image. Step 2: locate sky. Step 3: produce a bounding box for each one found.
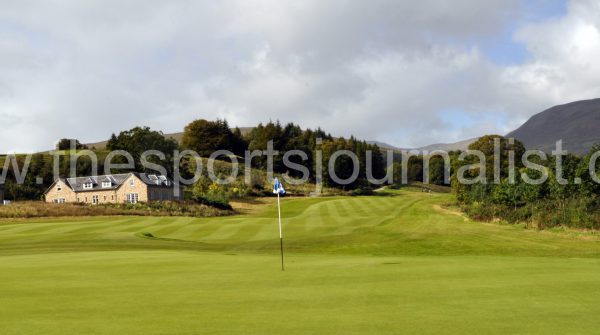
[1,0,600,152]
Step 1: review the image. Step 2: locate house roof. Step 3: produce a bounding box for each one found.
[44,172,174,194]
[65,173,132,192]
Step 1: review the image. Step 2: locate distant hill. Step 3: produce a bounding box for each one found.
[506,98,600,154]
[366,141,406,152]
[368,138,476,153]
[415,138,477,152]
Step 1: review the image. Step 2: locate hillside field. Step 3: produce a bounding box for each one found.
[2,189,600,334]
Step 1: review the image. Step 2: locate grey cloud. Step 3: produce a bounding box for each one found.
[0,0,598,152]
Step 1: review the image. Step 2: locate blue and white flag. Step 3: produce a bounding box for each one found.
[273,177,286,195]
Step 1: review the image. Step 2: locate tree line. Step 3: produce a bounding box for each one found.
[180,119,387,190]
[1,119,388,200]
[452,135,600,229]
[5,122,600,230]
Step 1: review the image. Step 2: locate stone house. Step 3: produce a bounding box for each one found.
[44,173,179,204]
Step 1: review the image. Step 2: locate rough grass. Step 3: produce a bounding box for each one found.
[2,189,600,334]
[0,201,232,219]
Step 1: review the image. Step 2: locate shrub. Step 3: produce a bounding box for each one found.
[192,177,233,210]
[350,187,374,196]
[0,201,233,219]
[193,192,232,210]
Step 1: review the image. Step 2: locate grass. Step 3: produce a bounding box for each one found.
[1,188,600,334]
[0,201,232,219]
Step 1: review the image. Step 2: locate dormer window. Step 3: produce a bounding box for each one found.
[102,181,112,188]
[83,182,93,189]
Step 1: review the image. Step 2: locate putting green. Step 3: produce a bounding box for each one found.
[1,189,600,334]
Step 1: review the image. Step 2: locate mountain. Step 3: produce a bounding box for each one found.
[506,98,600,154]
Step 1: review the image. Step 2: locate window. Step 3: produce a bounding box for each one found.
[103,195,107,201]
[57,184,62,192]
[83,182,93,189]
[102,181,112,188]
[126,193,139,204]
[111,195,114,201]
[92,195,99,205]
[54,198,65,204]
[129,179,135,187]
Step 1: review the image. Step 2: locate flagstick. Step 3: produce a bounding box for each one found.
[277,192,284,271]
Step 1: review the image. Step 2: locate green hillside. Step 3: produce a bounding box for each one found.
[1,189,600,334]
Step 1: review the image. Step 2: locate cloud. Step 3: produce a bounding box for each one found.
[509,0,600,102]
[1,0,599,152]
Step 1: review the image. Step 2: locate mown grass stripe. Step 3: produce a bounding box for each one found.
[349,198,371,217]
[162,220,227,241]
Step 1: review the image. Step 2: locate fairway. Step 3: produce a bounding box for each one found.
[2,189,600,334]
